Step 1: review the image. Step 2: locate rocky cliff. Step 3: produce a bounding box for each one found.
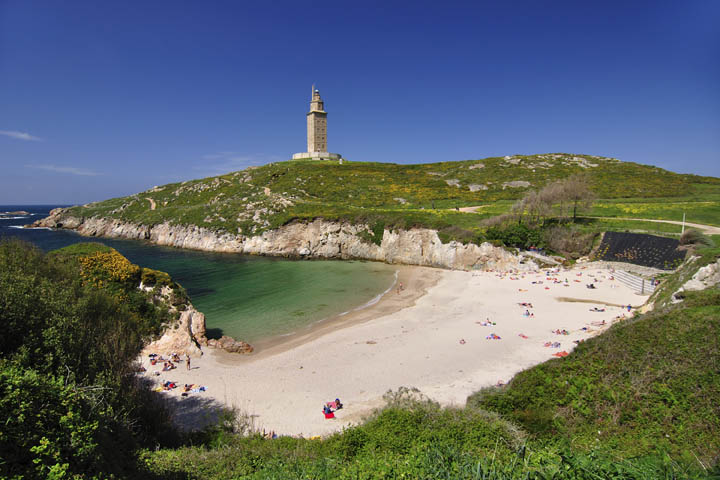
[33,208,538,271]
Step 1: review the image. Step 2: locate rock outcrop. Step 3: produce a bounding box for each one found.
[32,208,537,272]
[207,336,254,354]
[142,303,254,357]
[143,305,207,358]
[672,257,720,303]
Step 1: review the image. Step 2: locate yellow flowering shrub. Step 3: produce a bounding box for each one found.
[78,251,141,289]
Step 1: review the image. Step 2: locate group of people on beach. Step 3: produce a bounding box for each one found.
[322,398,343,418]
[488,267,637,360]
[149,352,192,371]
[145,352,204,397]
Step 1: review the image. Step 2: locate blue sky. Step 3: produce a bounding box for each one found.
[1,0,718,204]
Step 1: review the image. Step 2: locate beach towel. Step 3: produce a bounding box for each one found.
[552,351,569,357]
[324,411,335,419]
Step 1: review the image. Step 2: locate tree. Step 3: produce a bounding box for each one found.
[560,174,595,221]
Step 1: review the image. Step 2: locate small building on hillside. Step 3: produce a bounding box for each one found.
[292,86,342,161]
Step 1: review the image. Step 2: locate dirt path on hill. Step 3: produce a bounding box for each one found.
[457,205,487,213]
[455,206,720,234]
[585,217,720,234]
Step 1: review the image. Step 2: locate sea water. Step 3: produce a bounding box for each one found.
[1,205,396,345]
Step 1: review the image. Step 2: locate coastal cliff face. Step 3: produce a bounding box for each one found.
[34,208,537,271]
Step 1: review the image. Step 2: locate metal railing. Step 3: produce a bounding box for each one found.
[614,270,656,295]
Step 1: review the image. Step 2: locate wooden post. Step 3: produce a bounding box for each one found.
[681,212,686,234]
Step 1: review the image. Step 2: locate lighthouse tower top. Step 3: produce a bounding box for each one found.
[309,85,325,114]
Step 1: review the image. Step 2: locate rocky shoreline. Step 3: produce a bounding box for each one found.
[31,207,539,271]
[141,289,254,358]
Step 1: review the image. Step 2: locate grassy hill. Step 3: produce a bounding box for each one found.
[65,154,720,239]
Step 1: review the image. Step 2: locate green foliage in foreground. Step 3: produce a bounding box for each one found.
[55,154,720,239]
[0,240,180,479]
[143,400,703,479]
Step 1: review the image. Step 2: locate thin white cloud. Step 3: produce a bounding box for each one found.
[0,130,43,141]
[197,152,284,176]
[202,151,237,160]
[26,164,101,176]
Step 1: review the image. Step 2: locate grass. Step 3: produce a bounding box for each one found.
[142,402,708,479]
[53,154,719,240]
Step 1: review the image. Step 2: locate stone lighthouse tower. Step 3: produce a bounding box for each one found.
[307,86,327,152]
[292,85,341,161]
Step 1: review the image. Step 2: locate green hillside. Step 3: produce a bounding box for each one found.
[65,154,720,238]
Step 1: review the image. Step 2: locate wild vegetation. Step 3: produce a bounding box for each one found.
[2,242,719,478]
[0,240,182,479]
[59,154,720,244]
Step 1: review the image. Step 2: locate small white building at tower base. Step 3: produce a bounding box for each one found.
[292,152,341,161]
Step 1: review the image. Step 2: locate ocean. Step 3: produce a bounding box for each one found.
[0,205,396,346]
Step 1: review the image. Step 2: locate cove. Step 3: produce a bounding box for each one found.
[1,205,397,345]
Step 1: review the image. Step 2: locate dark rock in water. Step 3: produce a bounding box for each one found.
[207,335,254,354]
[0,210,30,218]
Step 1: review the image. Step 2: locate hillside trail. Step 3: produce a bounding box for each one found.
[584,216,720,235]
[454,207,720,234]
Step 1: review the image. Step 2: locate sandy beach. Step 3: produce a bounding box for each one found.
[141,264,645,437]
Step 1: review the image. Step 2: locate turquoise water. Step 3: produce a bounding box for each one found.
[1,205,396,345]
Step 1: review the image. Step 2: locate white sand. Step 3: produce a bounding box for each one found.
[141,265,644,437]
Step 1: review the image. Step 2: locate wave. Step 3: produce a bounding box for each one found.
[352,270,399,312]
[0,216,29,220]
[8,226,51,230]
[311,270,398,323]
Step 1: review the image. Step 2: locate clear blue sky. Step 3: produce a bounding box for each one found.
[1,0,718,204]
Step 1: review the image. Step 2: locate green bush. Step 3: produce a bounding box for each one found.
[141,267,173,287]
[0,240,179,478]
[486,224,544,248]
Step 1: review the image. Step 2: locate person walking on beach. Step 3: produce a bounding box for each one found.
[186,355,191,370]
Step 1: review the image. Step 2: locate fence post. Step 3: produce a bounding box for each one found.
[641,279,645,295]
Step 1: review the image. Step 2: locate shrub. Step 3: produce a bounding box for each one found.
[680,228,715,247]
[543,226,597,258]
[437,225,483,245]
[141,267,172,287]
[486,224,544,248]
